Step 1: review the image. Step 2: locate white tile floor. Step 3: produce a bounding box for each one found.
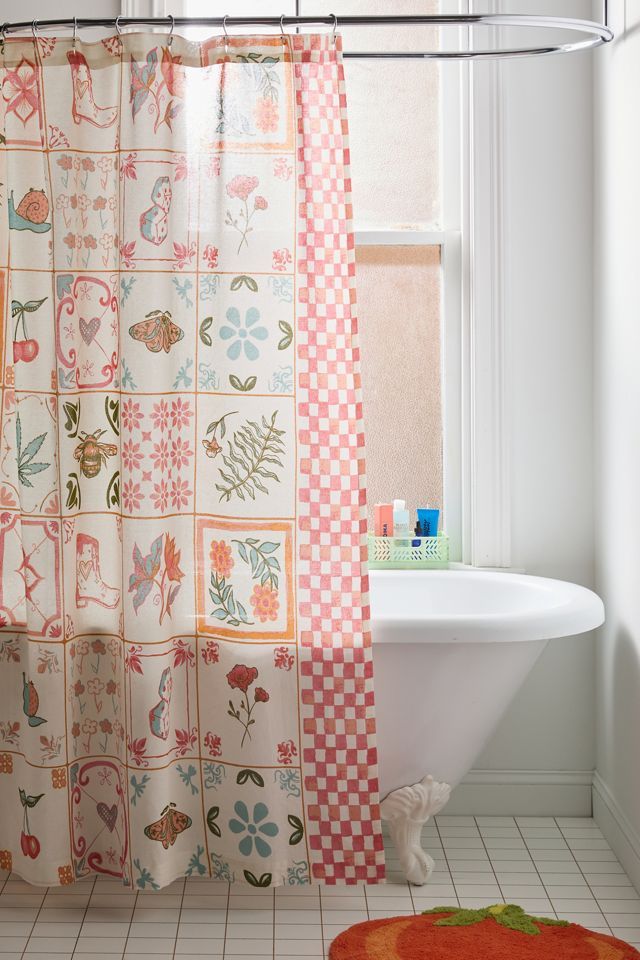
[0,816,638,958]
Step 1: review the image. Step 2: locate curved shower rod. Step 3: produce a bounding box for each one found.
[0,12,613,60]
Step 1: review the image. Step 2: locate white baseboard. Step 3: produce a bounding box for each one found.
[445,768,594,816]
[593,771,640,892]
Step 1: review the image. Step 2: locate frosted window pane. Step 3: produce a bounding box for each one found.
[356,246,442,525]
[301,0,440,227]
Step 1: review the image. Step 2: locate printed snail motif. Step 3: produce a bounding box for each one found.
[129,309,184,354]
[144,802,191,848]
[148,667,173,741]
[8,189,51,233]
[74,430,117,479]
[67,51,118,128]
[140,176,172,246]
[22,674,46,728]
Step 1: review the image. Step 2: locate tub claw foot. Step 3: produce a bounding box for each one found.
[380,775,451,885]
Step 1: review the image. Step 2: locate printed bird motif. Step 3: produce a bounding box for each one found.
[22,673,46,727]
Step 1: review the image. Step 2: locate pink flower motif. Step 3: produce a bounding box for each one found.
[151,481,169,513]
[272,247,292,272]
[277,739,298,765]
[150,438,170,473]
[170,437,193,470]
[254,195,268,211]
[201,640,220,665]
[122,480,143,513]
[170,397,193,429]
[170,478,192,510]
[4,57,40,126]
[122,439,143,472]
[206,156,221,178]
[254,97,279,133]
[204,732,222,757]
[122,398,143,432]
[226,174,259,202]
[202,244,219,269]
[57,154,73,171]
[150,399,169,432]
[274,646,295,671]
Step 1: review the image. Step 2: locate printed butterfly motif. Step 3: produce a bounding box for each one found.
[144,802,192,849]
[129,309,184,354]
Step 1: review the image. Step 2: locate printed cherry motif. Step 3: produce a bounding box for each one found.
[18,787,44,860]
[12,297,46,364]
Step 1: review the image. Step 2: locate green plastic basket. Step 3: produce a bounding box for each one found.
[367,533,449,570]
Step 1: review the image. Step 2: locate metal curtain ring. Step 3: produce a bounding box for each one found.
[280,14,286,43]
[0,22,7,51]
[72,16,78,50]
[115,16,123,35]
[166,14,175,47]
[31,19,39,42]
[331,13,338,46]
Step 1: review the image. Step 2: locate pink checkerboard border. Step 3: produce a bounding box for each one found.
[292,34,385,884]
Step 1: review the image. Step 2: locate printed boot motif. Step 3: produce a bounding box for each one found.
[76,533,120,609]
[149,667,172,741]
[140,176,172,246]
[67,51,118,128]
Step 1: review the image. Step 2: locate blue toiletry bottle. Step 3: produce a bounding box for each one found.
[417,506,440,538]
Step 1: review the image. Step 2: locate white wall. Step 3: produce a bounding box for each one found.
[593,0,640,884]
[5,0,598,812]
[451,0,597,813]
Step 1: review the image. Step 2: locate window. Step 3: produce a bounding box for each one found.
[170,0,461,553]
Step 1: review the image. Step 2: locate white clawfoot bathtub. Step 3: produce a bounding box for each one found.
[370,569,604,884]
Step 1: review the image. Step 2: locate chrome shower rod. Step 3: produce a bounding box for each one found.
[1,14,613,60]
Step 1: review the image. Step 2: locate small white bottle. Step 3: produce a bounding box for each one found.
[393,499,411,545]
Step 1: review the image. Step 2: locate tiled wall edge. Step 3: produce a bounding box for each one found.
[593,771,640,893]
[445,769,594,817]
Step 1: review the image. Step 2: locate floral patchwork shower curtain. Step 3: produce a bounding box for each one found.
[0,30,384,888]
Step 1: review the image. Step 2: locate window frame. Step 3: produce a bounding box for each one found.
[125,0,511,569]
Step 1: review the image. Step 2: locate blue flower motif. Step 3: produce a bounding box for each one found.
[229,801,279,858]
[219,307,268,361]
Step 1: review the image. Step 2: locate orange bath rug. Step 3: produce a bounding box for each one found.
[328,904,640,959]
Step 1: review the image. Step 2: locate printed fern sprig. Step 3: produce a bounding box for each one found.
[209,571,252,627]
[232,538,281,589]
[215,411,285,502]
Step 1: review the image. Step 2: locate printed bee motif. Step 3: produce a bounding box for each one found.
[74,429,118,479]
[144,802,192,849]
[129,309,184,354]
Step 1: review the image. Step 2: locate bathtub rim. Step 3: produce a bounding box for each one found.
[368,568,605,644]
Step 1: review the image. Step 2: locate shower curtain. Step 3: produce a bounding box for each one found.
[0,29,384,888]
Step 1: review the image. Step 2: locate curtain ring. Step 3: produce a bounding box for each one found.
[72,17,78,51]
[0,22,7,53]
[280,14,286,44]
[166,14,175,47]
[330,13,338,46]
[31,19,40,43]
[115,16,123,35]
[222,15,230,56]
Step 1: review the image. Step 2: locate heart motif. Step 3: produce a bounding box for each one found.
[96,802,118,833]
[79,317,100,345]
[78,560,92,580]
[75,79,89,99]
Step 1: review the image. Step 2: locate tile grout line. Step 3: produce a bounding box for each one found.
[512,819,560,920]
[554,817,613,935]
[271,886,275,960]
[19,876,69,960]
[221,880,231,960]
[115,885,139,960]
[69,876,97,960]
[473,817,509,905]
[432,818,461,907]
[171,879,187,960]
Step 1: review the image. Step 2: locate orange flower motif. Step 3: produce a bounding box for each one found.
[51,767,67,789]
[164,535,184,583]
[0,754,13,774]
[0,850,12,871]
[250,584,279,623]
[255,96,279,133]
[58,864,74,885]
[210,540,233,579]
